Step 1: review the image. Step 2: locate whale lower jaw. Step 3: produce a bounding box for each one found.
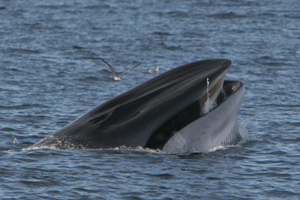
[162,81,245,154]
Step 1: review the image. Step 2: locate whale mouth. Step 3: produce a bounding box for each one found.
[29,59,244,152]
[145,80,243,150]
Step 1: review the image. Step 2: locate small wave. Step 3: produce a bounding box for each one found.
[72,45,85,49]
[153,31,172,36]
[5,48,42,55]
[166,11,189,18]
[0,127,17,132]
[208,12,246,19]
[283,13,300,19]
[0,103,47,110]
[161,42,183,51]
[77,76,100,82]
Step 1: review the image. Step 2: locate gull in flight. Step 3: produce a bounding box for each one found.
[148,66,159,73]
[100,58,140,81]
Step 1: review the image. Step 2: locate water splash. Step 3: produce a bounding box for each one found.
[207,145,235,153]
[203,78,217,114]
[236,120,249,141]
[12,136,19,144]
[206,78,210,96]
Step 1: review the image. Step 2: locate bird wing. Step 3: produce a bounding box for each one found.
[100,58,118,77]
[120,63,140,78]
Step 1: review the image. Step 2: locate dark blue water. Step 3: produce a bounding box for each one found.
[1,0,300,199]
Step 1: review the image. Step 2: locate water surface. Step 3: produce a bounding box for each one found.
[1,0,300,199]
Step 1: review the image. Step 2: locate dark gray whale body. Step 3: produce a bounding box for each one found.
[31,59,245,153]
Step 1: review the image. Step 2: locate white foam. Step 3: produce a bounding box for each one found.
[206,145,234,153]
[203,97,217,114]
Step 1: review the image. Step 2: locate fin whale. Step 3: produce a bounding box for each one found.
[31,59,245,153]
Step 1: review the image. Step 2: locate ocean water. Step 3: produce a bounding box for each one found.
[1,0,300,199]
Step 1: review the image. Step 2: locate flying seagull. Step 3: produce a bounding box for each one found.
[100,58,140,81]
[148,66,160,73]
